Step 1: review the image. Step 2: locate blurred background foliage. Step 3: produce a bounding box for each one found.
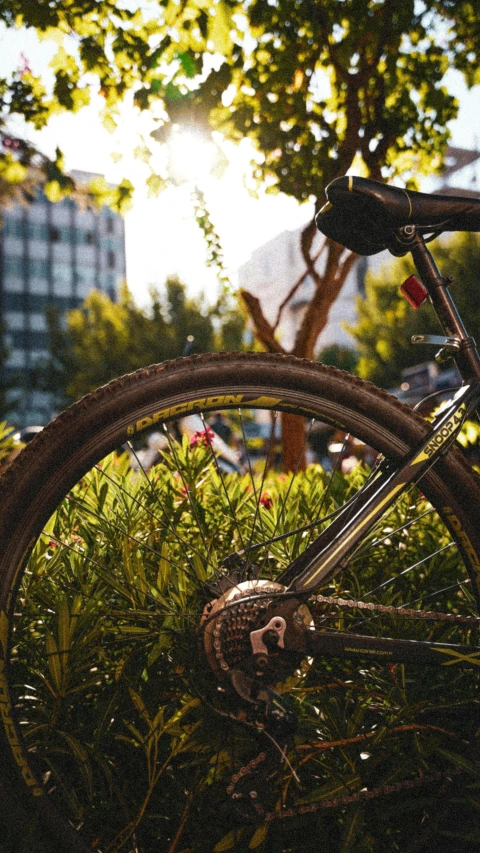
[346,232,480,389]
[31,277,246,407]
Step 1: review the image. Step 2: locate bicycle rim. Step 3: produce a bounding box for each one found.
[0,352,479,853]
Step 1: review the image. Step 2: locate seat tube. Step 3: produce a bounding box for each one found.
[410,236,480,381]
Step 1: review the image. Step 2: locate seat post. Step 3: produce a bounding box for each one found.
[410,236,480,381]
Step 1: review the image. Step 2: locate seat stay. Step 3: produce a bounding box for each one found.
[277,381,480,595]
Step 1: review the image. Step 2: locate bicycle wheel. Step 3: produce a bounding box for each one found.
[1,352,479,853]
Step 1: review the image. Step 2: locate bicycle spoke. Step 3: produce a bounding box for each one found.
[272,417,316,538]
[199,411,247,557]
[363,542,455,598]
[304,432,351,549]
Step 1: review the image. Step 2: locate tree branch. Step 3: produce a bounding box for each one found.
[293,240,357,358]
[273,237,326,331]
[240,290,286,354]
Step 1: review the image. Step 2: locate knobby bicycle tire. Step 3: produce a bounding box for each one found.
[0,352,479,853]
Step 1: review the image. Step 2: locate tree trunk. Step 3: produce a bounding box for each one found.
[281,412,307,472]
[241,235,358,471]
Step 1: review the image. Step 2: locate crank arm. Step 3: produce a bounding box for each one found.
[306,629,480,667]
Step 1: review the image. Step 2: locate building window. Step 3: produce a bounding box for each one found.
[107,251,115,269]
[78,230,95,245]
[100,271,117,291]
[77,267,96,286]
[28,258,49,279]
[49,226,61,242]
[4,219,24,239]
[52,262,73,285]
[3,257,24,277]
[30,313,47,332]
[4,311,24,330]
[28,223,48,241]
[106,217,115,234]
[29,278,49,295]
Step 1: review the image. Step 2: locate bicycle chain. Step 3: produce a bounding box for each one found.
[228,752,464,823]
[312,593,480,624]
[263,768,464,823]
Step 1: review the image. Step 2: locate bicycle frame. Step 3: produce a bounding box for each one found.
[273,229,480,664]
[278,379,480,594]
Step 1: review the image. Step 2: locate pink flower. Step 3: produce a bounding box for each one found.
[19,53,32,76]
[190,428,215,448]
[260,493,273,510]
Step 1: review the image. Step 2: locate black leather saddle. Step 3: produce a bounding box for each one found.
[315,175,480,255]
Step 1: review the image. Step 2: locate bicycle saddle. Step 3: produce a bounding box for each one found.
[315,175,480,255]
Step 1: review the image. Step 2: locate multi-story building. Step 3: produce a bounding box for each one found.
[0,171,126,426]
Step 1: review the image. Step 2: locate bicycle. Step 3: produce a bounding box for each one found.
[1,175,480,852]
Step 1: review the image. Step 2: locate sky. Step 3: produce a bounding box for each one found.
[1,25,480,306]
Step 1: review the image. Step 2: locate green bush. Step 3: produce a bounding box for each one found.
[3,437,480,852]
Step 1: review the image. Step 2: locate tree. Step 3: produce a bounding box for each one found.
[4,3,480,466]
[38,278,245,405]
[158,0,480,466]
[0,0,238,207]
[347,231,480,388]
[317,343,359,374]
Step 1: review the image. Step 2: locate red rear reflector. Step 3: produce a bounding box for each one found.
[400,275,428,309]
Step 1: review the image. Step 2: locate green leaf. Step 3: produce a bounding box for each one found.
[437,748,480,779]
[178,50,197,78]
[146,172,167,197]
[207,1,232,54]
[157,541,171,591]
[128,686,152,728]
[46,631,62,693]
[57,596,70,673]
[249,823,269,849]
[192,552,208,582]
[214,830,238,852]
[339,807,364,853]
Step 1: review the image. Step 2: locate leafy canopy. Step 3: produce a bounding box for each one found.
[0,0,238,207]
[181,0,480,205]
[3,2,480,209]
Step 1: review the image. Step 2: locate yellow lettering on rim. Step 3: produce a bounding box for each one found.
[443,507,480,596]
[126,394,301,436]
[0,611,8,657]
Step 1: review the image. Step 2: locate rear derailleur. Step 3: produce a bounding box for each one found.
[201,578,312,818]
